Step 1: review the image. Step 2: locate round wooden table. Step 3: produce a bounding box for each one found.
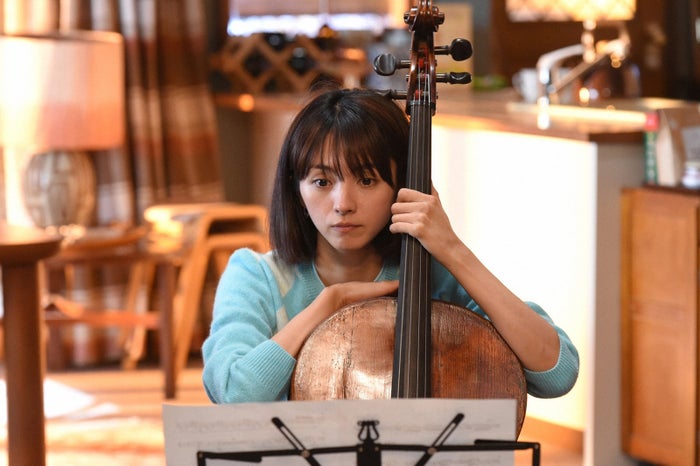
[0,223,62,466]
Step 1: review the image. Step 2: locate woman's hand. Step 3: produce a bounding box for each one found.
[322,280,399,312]
[273,280,398,358]
[389,186,460,264]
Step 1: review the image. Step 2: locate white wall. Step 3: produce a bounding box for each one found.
[432,127,594,430]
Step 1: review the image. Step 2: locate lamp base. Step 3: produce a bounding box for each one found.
[22,150,96,228]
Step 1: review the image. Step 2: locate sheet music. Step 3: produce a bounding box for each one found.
[163,398,517,466]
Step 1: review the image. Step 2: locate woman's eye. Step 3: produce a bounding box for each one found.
[360,178,374,186]
[313,179,329,187]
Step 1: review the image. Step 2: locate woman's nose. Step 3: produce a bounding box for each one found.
[333,183,356,215]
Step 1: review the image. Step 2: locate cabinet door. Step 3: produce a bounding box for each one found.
[621,188,700,465]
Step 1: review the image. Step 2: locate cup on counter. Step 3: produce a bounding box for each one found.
[512,68,540,103]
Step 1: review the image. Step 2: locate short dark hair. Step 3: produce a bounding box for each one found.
[269,88,409,264]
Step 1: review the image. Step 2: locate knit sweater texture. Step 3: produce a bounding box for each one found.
[202,249,579,403]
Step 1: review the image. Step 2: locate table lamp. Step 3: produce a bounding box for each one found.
[506,0,637,105]
[0,31,125,229]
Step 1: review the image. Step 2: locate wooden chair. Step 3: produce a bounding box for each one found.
[42,203,269,398]
[143,203,269,394]
[42,224,193,398]
[42,226,160,371]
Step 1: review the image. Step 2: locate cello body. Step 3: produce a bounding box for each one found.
[291,298,527,433]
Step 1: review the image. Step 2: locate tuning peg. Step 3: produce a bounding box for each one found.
[375,89,408,100]
[436,72,472,85]
[434,38,473,61]
[373,53,411,76]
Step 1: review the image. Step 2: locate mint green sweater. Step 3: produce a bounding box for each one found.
[202,249,579,404]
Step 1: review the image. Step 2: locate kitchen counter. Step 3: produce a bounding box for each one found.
[215,87,646,145]
[435,88,645,143]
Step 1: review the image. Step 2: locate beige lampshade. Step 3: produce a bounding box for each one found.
[506,0,636,22]
[0,31,125,153]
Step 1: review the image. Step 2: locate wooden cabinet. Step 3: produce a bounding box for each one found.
[621,187,700,465]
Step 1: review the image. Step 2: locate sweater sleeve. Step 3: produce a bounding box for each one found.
[431,260,579,399]
[519,302,579,398]
[202,249,296,403]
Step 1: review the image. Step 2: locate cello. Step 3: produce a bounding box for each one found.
[290,0,527,435]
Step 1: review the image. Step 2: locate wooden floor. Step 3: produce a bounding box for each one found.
[0,359,583,465]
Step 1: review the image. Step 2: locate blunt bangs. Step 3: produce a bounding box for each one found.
[291,100,400,189]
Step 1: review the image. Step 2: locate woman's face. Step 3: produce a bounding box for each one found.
[299,152,396,258]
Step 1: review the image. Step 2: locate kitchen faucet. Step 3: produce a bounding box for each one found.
[536,20,632,106]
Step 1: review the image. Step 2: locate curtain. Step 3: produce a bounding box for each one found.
[1,0,224,224]
[1,0,224,366]
[63,0,225,220]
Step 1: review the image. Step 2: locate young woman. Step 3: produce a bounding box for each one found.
[202,88,579,404]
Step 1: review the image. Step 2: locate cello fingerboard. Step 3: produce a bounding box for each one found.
[392,100,433,398]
